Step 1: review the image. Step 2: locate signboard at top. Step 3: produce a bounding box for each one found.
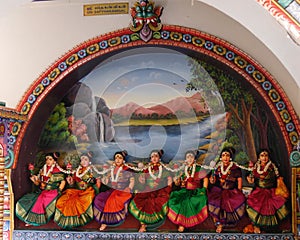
[83,2,129,16]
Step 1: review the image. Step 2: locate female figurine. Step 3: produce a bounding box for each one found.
[167,150,209,232]
[54,151,100,229]
[129,149,173,232]
[93,150,134,231]
[15,152,66,226]
[246,149,289,233]
[207,147,246,233]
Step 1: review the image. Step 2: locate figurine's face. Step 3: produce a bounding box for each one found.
[45,155,56,166]
[185,153,195,166]
[80,155,90,168]
[259,151,269,165]
[221,151,231,166]
[114,154,124,167]
[150,152,160,164]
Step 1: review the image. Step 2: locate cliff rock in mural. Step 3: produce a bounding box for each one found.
[38,82,115,150]
[64,82,115,143]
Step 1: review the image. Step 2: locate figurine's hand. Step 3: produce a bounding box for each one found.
[66,176,74,185]
[167,177,173,187]
[138,175,145,184]
[102,177,109,185]
[246,175,254,184]
[209,176,216,184]
[30,175,39,185]
[96,178,101,189]
[173,177,181,186]
[29,175,36,182]
[89,177,96,184]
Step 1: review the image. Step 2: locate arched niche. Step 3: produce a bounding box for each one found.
[11,25,299,232]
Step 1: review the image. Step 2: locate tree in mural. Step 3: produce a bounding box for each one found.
[38,102,77,149]
[251,107,270,149]
[186,61,224,115]
[186,58,259,163]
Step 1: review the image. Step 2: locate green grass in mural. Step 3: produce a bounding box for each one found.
[114,115,209,126]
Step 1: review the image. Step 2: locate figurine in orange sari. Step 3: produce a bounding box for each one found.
[93,150,134,231]
[54,151,100,229]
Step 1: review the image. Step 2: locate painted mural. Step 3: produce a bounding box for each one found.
[37,49,225,165]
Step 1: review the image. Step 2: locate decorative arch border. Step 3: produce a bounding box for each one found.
[11,25,299,168]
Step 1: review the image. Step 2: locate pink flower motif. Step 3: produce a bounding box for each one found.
[66,162,72,171]
[140,1,147,7]
[103,164,109,170]
[248,161,254,168]
[28,163,35,171]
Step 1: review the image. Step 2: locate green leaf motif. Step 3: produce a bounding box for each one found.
[130,33,140,41]
[153,32,161,39]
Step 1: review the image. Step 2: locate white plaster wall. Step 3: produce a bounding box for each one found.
[0,0,299,115]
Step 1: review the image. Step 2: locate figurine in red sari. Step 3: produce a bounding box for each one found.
[207,147,246,233]
[15,152,66,226]
[129,149,173,232]
[93,150,134,231]
[246,149,289,233]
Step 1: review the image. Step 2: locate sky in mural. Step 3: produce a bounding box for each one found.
[81,48,199,109]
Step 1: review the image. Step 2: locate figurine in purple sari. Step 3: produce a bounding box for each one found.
[207,147,246,233]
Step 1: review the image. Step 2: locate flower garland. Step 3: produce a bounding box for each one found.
[148,165,162,180]
[76,166,91,179]
[185,164,196,179]
[55,164,74,174]
[196,163,213,170]
[40,158,256,179]
[124,163,145,172]
[91,164,111,175]
[111,166,123,182]
[161,162,185,172]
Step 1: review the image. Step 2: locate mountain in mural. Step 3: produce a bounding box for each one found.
[111,92,208,118]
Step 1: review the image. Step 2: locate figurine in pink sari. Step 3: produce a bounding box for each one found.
[15,152,66,226]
